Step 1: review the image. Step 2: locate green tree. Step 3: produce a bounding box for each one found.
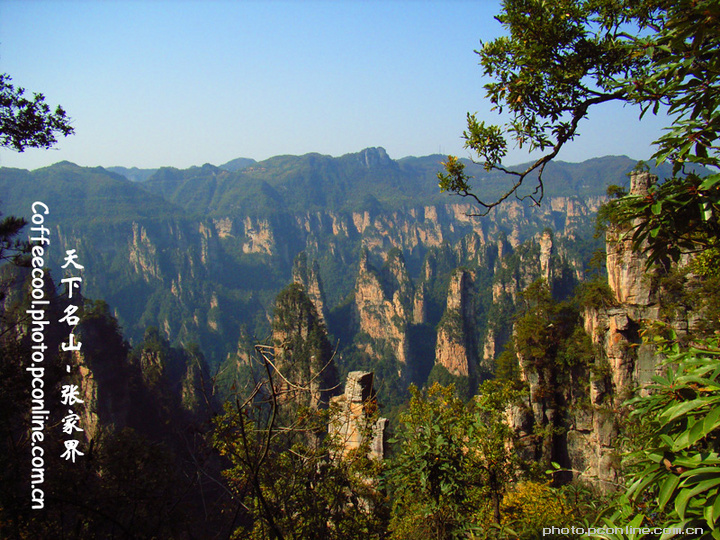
[212,345,386,540]
[385,382,521,539]
[591,336,720,539]
[437,1,719,266]
[385,383,472,539]
[271,283,339,414]
[0,76,75,538]
[0,73,75,281]
[0,73,74,152]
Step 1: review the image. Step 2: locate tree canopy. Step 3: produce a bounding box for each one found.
[438,0,720,248]
[0,74,75,277]
[0,73,74,152]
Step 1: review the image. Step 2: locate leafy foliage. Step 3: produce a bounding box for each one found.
[385,381,522,539]
[438,0,720,268]
[497,481,587,539]
[591,336,720,539]
[608,171,720,267]
[0,73,74,152]
[438,0,648,213]
[385,383,476,539]
[212,346,387,540]
[271,283,339,413]
[0,214,29,269]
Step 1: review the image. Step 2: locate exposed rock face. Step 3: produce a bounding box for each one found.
[70,313,133,442]
[67,308,215,446]
[292,252,327,325]
[354,249,413,367]
[412,282,427,324]
[562,171,664,491]
[435,269,478,378]
[606,172,657,305]
[596,171,663,391]
[357,147,393,169]
[242,216,275,255]
[271,284,338,410]
[539,230,553,283]
[481,233,572,365]
[329,371,388,460]
[74,353,102,442]
[128,222,162,282]
[44,182,604,376]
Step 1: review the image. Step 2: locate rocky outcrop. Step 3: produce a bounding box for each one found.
[292,252,327,325]
[271,284,338,410]
[481,235,564,365]
[412,282,427,324]
[606,172,657,305]
[508,172,686,493]
[43,184,602,378]
[67,307,215,447]
[128,222,163,282]
[539,230,554,283]
[563,171,662,490]
[435,269,478,378]
[329,371,388,460]
[357,147,393,169]
[241,216,276,255]
[354,249,413,367]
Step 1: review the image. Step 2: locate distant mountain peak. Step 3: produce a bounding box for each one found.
[357,147,392,169]
[219,157,257,172]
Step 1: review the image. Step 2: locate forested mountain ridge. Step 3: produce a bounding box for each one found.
[0,150,672,385]
[1,151,716,537]
[138,149,646,216]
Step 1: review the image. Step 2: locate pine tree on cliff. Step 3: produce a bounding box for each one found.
[271,283,339,412]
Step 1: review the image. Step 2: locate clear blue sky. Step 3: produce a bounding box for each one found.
[1,0,670,171]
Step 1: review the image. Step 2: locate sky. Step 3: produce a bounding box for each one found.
[0,0,671,171]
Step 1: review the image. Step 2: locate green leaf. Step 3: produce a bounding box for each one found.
[627,468,663,499]
[713,494,720,527]
[678,466,720,479]
[675,477,720,519]
[687,415,718,447]
[699,174,720,190]
[658,473,681,511]
[660,398,707,423]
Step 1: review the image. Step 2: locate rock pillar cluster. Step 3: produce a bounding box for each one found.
[329,371,388,460]
[354,250,413,366]
[434,269,478,378]
[567,170,661,489]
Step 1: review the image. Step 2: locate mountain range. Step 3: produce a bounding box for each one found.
[0,148,675,396]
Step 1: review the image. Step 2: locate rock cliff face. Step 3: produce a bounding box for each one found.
[66,307,214,446]
[605,172,657,306]
[35,184,602,378]
[481,231,578,367]
[271,284,338,410]
[354,249,413,368]
[242,216,276,255]
[0,155,668,379]
[493,171,713,493]
[329,371,388,460]
[514,171,699,491]
[292,253,328,326]
[435,269,478,378]
[560,171,661,489]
